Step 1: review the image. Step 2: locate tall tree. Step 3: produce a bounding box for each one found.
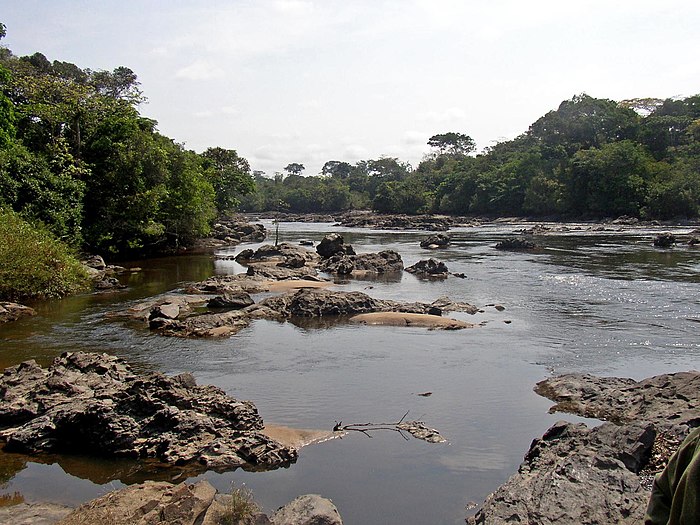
[427,132,476,156]
[284,162,305,176]
[200,147,254,213]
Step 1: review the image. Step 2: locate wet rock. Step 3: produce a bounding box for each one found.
[271,494,344,525]
[316,233,356,258]
[261,288,382,317]
[653,233,676,247]
[319,250,403,275]
[208,291,255,309]
[350,312,473,330]
[236,243,319,267]
[494,237,538,251]
[420,233,450,249]
[0,302,36,323]
[405,258,449,276]
[467,421,654,524]
[0,352,296,472]
[429,296,479,315]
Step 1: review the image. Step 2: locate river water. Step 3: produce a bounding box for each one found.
[1,221,699,524]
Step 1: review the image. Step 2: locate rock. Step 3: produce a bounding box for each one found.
[271,494,343,525]
[336,213,454,231]
[319,250,403,275]
[429,297,479,315]
[494,237,538,251]
[0,502,73,525]
[653,233,676,247]
[467,421,654,524]
[0,302,36,323]
[212,220,267,244]
[82,255,107,271]
[420,233,450,249]
[260,288,382,317]
[316,233,356,258]
[58,480,216,525]
[236,243,319,267]
[0,352,296,472]
[208,291,255,309]
[350,312,474,330]
[405,258,449,276]
[534,371,700,430]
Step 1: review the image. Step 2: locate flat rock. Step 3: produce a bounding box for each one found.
[350,312,474,330]
[319,250,403,275]
[0,352,296,473]
[0,502,72,525]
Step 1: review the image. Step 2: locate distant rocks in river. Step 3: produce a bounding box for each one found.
[494,237,538,251]
[420,233,450,249]
[335,213,458,231]
[0,352,296,473]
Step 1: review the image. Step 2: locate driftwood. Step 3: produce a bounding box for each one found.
[333,411,446,443]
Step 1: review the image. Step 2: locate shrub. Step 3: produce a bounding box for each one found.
[0,208,90,300]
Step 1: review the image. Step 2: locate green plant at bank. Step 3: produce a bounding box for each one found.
[0,208,90,301]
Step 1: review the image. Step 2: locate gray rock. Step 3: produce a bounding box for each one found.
[0,502,72,525]
[495,237,538,251]
[468,421,654,525]
[405,258,449,276]
[420,233,450,249]
[208,291,255,309]
[271,494,343,525]
[319,250,403,275]
[0,352,296,473]
[316,234,355,258]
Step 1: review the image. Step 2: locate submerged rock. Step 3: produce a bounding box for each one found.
[0,302,36,323]
[653,233,676,247]
[0,352,296,472]
[420,233,450,249]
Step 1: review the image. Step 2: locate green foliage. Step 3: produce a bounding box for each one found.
[201,147,254,213]
[427,132,476,156]
[0,208,89,300]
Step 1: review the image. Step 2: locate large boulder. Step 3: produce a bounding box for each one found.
[468,421,654,524]
[495,237,538,251]
[420,233,450,249]
[316,234,355,258]
[0,352,296,472]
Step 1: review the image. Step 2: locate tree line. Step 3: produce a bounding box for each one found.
[0,23,254,259]
[242,96,700,220]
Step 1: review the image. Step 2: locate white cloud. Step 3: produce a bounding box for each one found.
[175,61,225,81]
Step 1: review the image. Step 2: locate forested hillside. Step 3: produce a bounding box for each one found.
[242,95,700,220]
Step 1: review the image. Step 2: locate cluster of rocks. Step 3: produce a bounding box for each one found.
[212,218,267,244]
[49,481,343,525]
[494,237,538,251]
[0,352,296,473]
[335,213,456,231]
[653,231,700,247]
[405,258,449,277]
[468,371,700,524]
[82,254,134,292]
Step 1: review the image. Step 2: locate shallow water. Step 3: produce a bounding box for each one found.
[1,221,699,524]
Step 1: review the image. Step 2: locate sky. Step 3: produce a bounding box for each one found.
[2,1,699,176]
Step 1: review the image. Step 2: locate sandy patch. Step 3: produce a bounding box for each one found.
[264,280,334,292]
[262,425,341,449]
[350,312,475,330]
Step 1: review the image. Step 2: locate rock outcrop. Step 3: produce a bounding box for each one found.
[0,352,296,473]
[468,371,700,524]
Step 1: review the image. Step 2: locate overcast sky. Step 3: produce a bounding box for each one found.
[3,1,699,176]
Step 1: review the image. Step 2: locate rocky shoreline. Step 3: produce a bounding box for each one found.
[467,371,700,524]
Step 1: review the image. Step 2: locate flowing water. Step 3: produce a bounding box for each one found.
[1,221,699,524]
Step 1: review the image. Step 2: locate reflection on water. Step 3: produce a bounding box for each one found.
[1,221,699,523]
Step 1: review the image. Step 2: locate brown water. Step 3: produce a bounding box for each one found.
[1,221,699,524]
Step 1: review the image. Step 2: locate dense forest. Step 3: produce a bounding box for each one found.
[242,96,700,220]
[1,19,699,294]
[0,23,253,261]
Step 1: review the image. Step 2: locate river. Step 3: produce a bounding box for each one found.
[1,220,699,524]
